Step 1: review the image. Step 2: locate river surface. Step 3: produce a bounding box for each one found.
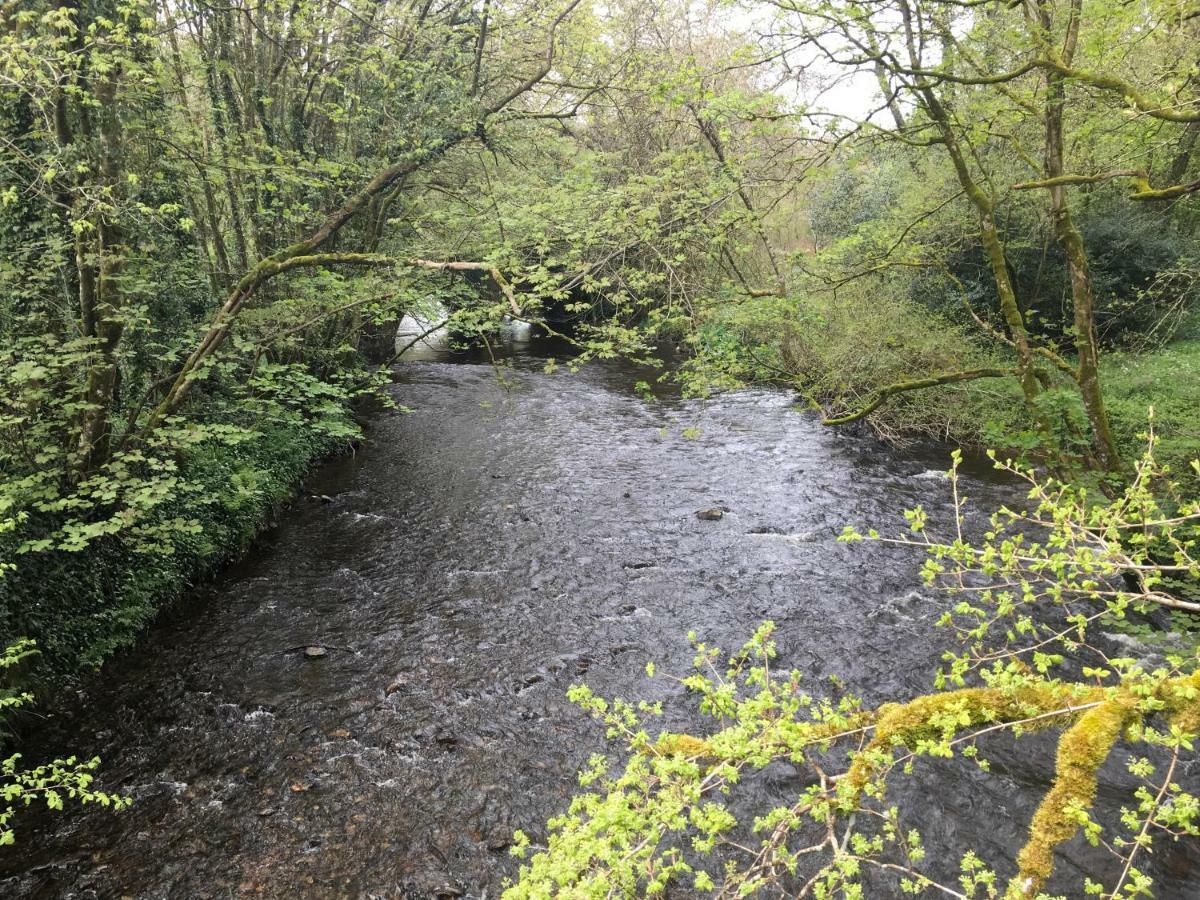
[4,331,1196,898]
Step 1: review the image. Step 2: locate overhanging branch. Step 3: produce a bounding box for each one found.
[1013,169,1200,202]
[1034,59,1200,123]
[822,367,1017,426]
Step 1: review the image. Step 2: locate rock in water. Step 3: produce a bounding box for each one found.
[486,826,512,851]
[304,645,328,659]
[695,508,724,521]
[747,525,785,535]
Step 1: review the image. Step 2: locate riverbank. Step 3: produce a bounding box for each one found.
[0,404,360,684]
[758,289,1200,487]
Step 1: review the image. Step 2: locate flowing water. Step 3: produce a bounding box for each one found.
[3,329,1196,898]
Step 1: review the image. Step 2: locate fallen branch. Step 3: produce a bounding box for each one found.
[821,367,1016,425]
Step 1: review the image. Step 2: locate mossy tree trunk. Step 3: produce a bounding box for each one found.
[1029,0,1123,471]
[70,11,129,475]
[903,64,1046,426]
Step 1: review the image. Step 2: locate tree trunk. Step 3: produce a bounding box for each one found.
[74,71,127,474]
[1033,0,1122,471]
[919,85,1045,417]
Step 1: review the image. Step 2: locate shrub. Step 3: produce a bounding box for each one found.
[1,641,129,845]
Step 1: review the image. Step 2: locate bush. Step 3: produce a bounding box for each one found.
[703,278,1011,446]
[0,341,379,681]
[0,412,350,678]
[0,639,129,845]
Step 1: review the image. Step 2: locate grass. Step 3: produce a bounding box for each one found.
[1102,339,1200,489]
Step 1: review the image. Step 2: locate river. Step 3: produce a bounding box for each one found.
[3,329,1195,898]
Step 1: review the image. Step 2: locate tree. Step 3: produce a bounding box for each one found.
[755,0,1200,473]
